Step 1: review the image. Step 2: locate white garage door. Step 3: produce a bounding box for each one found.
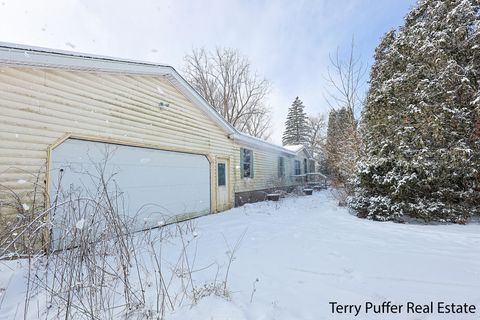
[49,139,210,248]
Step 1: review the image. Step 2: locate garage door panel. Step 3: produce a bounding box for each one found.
[50,139,210,249]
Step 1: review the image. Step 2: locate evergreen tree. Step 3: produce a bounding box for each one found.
[282,97,309,145]
[350,0,480,223]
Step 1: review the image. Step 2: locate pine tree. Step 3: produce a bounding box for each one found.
[350,0,480,223]
[282,97,309,146]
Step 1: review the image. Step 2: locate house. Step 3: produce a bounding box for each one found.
[233,141,315,206]
[0,43,315,241]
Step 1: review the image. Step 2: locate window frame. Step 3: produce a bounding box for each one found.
[218,162,226,186]
[309,159,315,173]
[294,160,301,175]
[240,148,254,179]
[278,156,285,178]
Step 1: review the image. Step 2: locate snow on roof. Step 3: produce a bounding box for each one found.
[232,132,296,155]
[283,145,314,158]
[283,145,305,152]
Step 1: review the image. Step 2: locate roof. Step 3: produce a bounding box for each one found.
[283,145,304,152]
[0,42,307,157]
[232,132,296,155]
[284,145,313,158]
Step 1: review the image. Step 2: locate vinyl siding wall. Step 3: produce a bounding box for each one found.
[233,144,307,193]
[0,65,236,218]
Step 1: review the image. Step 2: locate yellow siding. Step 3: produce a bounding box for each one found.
[0,66,236,217]
[233,144,301,193]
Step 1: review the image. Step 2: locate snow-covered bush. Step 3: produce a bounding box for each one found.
[351,0,480,223]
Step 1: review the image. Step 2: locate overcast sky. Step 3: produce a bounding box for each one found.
[0,0,416,144]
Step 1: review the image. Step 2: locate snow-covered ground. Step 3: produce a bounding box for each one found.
[1,190,480,320]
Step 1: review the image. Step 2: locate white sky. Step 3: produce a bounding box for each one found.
[0,0,415,144]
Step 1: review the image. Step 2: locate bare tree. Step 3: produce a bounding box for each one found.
[325,38,367,120]
[324,38,366,195]
[307,114,326,152]
[244,106,272,140]
[306,114,326,170]
[184,48,272,139]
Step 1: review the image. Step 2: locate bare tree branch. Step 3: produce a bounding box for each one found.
[323,38,366,193]
[324,37,367,121]
[184,48,272,139]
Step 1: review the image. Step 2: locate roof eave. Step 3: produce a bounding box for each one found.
[232,133,297,156]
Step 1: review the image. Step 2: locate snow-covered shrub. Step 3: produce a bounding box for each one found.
[351,0,480,223]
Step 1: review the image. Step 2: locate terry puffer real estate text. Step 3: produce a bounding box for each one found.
[329,301,476,317]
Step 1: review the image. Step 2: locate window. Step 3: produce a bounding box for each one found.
[304,158,308,174]
[294,160,301,175]
[278,157,285,178]
[240,148,254,178]
[309,160,315,173]
[218,163,226,186]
